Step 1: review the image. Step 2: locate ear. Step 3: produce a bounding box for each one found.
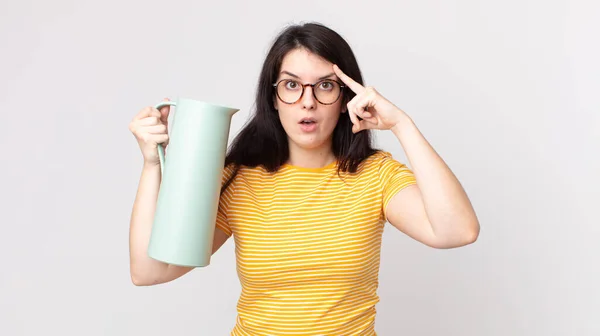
[340,96,348,113]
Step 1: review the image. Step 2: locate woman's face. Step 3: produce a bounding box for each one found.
[274,48,345,153]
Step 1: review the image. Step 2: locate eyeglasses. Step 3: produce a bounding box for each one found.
[273,79,345,105]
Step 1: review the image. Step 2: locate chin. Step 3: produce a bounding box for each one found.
[289,134,330,150]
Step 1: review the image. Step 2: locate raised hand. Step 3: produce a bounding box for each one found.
[333,64,407,133]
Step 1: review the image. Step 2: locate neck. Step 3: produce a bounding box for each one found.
[287,140,336,169]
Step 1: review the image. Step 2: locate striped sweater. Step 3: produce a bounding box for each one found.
[215,150,416,335]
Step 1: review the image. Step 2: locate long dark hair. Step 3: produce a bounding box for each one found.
[221,22,378,194]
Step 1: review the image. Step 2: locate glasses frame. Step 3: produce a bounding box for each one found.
[272,79,346,105]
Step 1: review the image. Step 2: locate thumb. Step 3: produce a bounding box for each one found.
[353,120,376,133]
[159,97,171,125]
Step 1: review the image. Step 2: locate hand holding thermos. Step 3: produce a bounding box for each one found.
[129,97,239,268]
[129,98,171,166]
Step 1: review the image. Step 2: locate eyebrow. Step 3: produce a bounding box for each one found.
[280,71,336,81]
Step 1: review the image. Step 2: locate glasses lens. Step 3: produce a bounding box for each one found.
[276,79,342,104]
[277,80,303,104]
[314,80,341,104]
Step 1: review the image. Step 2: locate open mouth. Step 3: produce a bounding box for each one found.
[299,117,316,124]
[298,117,318,132]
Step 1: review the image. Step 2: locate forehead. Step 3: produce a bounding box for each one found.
[279,48,334,80]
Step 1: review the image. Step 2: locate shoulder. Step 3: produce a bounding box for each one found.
[359,150,402,172]
[222,163,271,182]
[355,151,413,185]
[223,163,239,180]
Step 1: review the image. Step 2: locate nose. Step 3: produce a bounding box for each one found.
[300,85,316,110]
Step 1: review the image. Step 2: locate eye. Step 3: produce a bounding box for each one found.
[284,80,300,90]
[318,80,334,90]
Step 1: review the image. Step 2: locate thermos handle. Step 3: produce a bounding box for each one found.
[153,101,177,175]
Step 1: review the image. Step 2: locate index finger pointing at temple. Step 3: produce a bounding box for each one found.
[333,64,365,94]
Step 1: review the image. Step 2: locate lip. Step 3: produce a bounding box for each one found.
[298,117,318,132]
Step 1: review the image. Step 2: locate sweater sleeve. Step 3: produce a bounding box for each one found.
[215,164,236,237]
[378,151,417,217]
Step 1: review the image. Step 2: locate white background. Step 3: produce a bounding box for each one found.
[1,0,598,335]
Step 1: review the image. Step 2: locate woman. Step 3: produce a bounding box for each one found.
[128,22,480,335]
